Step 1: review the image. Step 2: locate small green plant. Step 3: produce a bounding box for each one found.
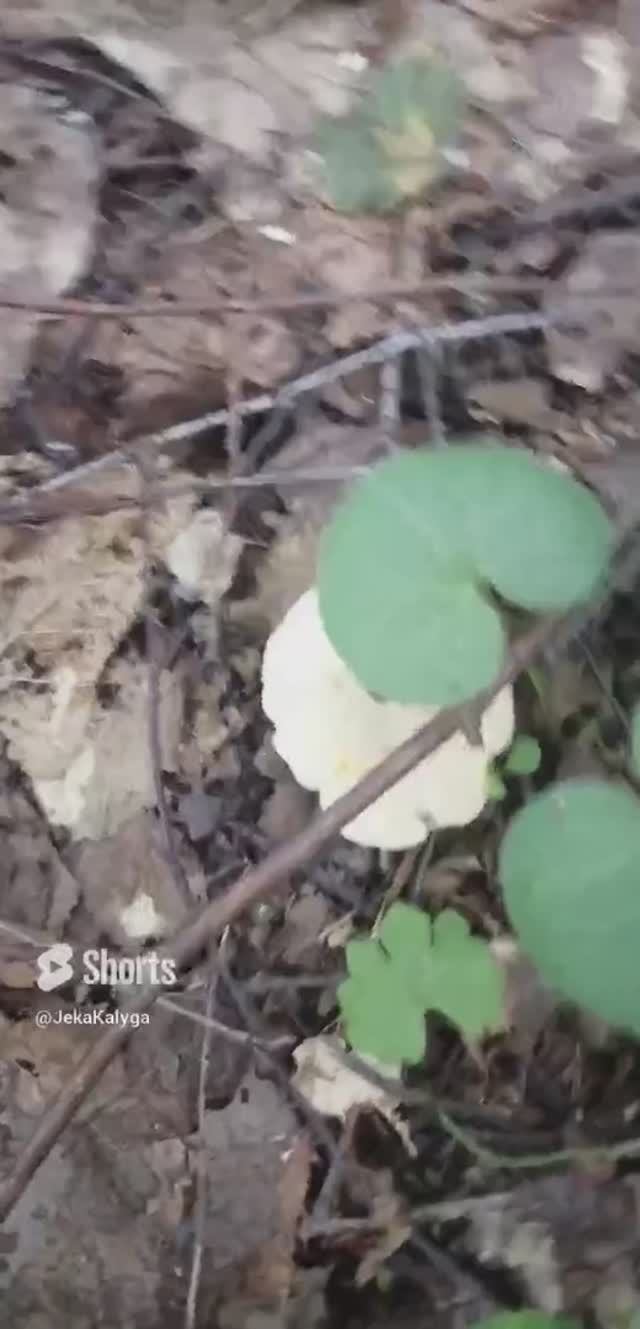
[503,735,542,777]
[486,734,542,800]
[338,902,505,1065]
[319,439,640,1047]
[313,57,463,213]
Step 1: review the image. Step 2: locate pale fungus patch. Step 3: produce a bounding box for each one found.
[261,589,514,849]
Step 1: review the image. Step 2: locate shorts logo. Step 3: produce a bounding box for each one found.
[36,943,74,991]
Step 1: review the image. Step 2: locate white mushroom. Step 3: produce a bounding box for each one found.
[261,589,514,850]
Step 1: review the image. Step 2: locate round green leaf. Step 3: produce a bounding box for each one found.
[500,780,640,1033]
[455,444,612,611]
[504,735,542,776]
[318,445,612,705]
[318,452,505,704]
[485,766,507,801]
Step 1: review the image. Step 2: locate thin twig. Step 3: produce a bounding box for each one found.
[145,617,191,902]
[138,457,192,905]
[304,1193,511,1239]
[416,342,446,447]
[520,172,640,228]
[407,1231,498,1310]
[158,993,294,1049]
[0,465,370,528]
[0,610,566,1223]
[309,1107,357,1225]
[439,1111,640,1171]
[0,276,547,321]
[5,309,552,508]
[185,969,215,1329]
[378,357,402,449]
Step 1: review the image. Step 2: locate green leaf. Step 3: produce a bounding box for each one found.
[313,115,398,214]
[476,1313,580,1329]
[449,444,612,611]
[318,445,612,705]
[485,766,507,801]
[504,735,542,776]
[631,704,640,779]
[338,902,505,1065]
[420,910,505,1042]
[313,57,463,213]
[339,911,429,1065]
[369,58,463,148]
[500,779,640,1033]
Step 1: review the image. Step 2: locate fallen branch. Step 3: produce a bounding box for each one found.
[4,308,552,513]
[0,274,545,320]
[0,612,559,1222]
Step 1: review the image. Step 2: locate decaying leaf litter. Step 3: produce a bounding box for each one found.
[2,0,640,1325]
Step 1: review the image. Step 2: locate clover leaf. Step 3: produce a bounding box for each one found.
[338,902,505,1065]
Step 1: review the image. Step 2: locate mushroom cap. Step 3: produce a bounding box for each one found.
[262,589,514,849]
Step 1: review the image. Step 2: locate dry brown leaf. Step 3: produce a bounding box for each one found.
[166,508,243,605]
[238,315,300,388]
[522,34,616,138]
[466,1175,640,1316]
[399,1,530,103]
[247,1134,313,1305]
[259,781,313,845]
[69,811,191,946]
[3,1,377,169]
[490,937,557,1047]
[0,83,98,405]
[292,1035,413,1152]
[3,655,183,839]
[277,890,331,964]
[91,238,302,414]
[356,1192,411,1286]
[0,1010,126,1118]
[199,1067,298,1280]
[296,212,395,298]
[0,491,240,836]
[468,378,555,429]
[0,766,80,938]
[546,232,640,391]
[233,512,320,634]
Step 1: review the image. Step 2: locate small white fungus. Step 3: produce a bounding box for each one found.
[261,589,514,850]
[119,892,168,941]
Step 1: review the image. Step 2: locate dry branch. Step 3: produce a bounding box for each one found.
[0,275,545,320]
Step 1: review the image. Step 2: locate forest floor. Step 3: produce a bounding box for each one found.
[1,0,640,1325]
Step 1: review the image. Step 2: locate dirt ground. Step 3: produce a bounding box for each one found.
[1,0,640,1326]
